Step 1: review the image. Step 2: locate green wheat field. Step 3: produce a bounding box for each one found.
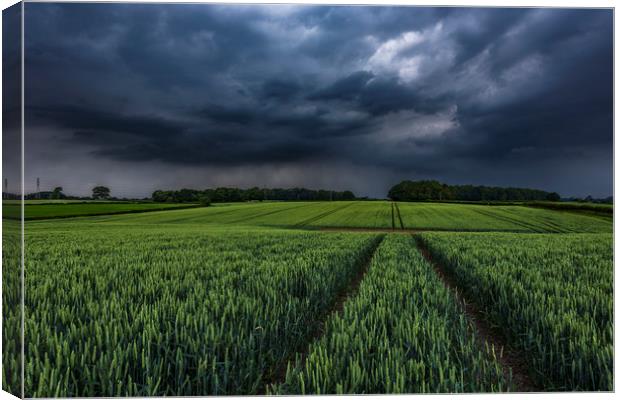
[2,200,613,396]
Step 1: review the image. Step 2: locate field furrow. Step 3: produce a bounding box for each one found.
[272,235,510,394]
[418,232,613,390]
[304,202,392,228]
[413,235,539,392]
[394,202,405,229]
[24,229,381,397]
[263,235,385,392]
[226,202,312,224]
[294,202,354,227]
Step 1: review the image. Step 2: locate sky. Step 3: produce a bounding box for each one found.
[19,4,613,199]
[2,3,21,195]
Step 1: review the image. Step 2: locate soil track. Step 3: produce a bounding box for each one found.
[413,235,541,393]
[394,202,405,229]
[318,227,422,234]
[227,202,310,224]
[294,202,353,227]
[261,235,385,393]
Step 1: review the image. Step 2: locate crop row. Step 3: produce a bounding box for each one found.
[23,229,381,397]
[272,235,510,394]
[2,219,22,397]
[418,232,613,390]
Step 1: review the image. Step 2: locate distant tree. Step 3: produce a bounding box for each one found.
[388,180,559,202]
[342,190,355,200]
[198,194,211,207]
[50,186,64,200]
[545,192,561,202]
[176,188,199,203]
[150,187,356,203]
[152,190,167,203]
[92,186,111,200]
[241,187,262,201]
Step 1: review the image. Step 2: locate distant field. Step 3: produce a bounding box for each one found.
[542,201,612,209]
[56,200,612,233]
[4,200,612,232]
[4,199,133,205]
[3,202,201,220]
[396,202,611,233]
[525,201,612,217]
[305,201,393,228]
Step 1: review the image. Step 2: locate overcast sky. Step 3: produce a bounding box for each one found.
[21,4,612,198]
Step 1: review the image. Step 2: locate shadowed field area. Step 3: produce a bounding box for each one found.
[3,202,202,220]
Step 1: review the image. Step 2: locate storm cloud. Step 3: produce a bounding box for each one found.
[22,4,612,198]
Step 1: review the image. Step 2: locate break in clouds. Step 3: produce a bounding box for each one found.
[21,4,612,198]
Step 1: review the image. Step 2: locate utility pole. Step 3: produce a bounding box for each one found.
[3,178,6,199]
[36,177,40,199]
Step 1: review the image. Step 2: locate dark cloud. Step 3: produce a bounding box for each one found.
[309,72,449,117]
[261,79,302,101]
[3,4,22,191]
[309,71,375,101]
[197,104,257,125]
[31,105,187,138]
[22,4,613,198]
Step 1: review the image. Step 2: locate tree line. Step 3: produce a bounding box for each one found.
[152,187,356,204]
[388,180,561,202]
[23,186,112,200]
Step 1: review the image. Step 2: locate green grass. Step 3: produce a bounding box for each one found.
[273,235,509,394]
[3,202,201,220]
[419,232,613,391]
